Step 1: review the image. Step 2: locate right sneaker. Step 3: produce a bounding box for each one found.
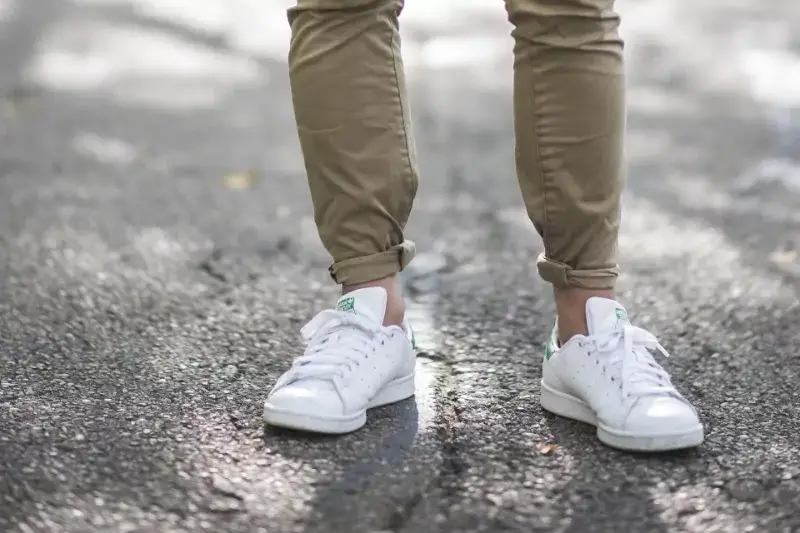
[263,287,416,434]
[540,297,704,452]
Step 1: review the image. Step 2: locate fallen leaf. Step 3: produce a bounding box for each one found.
[535,442,558,455]
[224,171,256,189]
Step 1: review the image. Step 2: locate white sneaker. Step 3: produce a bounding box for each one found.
[263,287,416,434]
[540,297,704,451]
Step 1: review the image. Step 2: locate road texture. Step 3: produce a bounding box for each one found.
[1,1,799,532]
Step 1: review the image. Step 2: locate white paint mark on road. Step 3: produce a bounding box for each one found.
[734,157,800,197]
[71,0,293,60]
[73,132,138,165]
[0,0,16,23]
[409,35,509,69]
[740,48,800,108]
[53,0,800,123]
[27,17,262,109]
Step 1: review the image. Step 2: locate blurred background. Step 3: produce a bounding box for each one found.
[1,1,799,532]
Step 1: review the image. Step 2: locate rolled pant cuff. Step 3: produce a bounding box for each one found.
[536,252,619,290]
[328,240,416,285]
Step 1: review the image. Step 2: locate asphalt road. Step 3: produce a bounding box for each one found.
[1,1,799,532]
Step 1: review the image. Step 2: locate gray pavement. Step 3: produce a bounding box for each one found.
[1,1,799,532]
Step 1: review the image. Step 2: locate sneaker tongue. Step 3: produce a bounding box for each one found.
[292,288,387,390]
[585,297,630,336]
[334,287,387,325]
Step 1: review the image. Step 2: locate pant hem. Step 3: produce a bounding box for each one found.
[329,240,415,285]
[536,252,618,290]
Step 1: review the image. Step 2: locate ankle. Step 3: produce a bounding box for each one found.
[554,287,614,345]
[343,275,405,327]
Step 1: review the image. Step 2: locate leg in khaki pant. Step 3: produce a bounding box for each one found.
[264,0,704,452]
[287,0,418,289]
[288,0,621,290]
[506,0,624,291]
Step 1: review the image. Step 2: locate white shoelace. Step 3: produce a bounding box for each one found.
[580,324,675,399]
[288,310,393,385]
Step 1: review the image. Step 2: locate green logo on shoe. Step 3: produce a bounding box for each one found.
[544,342,555,361]
[615,308,628,322]
[336,297,355,313]
[544,327,558,360]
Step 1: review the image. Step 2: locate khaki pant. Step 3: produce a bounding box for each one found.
[288,0,625,290]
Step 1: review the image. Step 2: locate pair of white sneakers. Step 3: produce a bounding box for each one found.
[263,288,704,452]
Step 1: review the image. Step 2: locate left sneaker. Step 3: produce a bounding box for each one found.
[263,288,416,434]
[540,297,704,452]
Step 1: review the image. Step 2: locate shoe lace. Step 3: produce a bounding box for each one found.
[289,309,392,385]
[581,324,674,399]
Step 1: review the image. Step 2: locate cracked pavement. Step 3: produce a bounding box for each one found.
[1,1,799,532]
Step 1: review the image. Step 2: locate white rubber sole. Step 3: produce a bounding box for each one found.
[540,379,704,452]
[263,373,416,434]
